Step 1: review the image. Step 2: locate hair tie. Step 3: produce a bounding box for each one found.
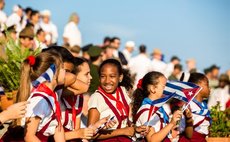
[137,79,143,90]
[27,55,36,66]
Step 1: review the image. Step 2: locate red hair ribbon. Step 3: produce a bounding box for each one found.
[137,79,143,90]
[27,55,36,66]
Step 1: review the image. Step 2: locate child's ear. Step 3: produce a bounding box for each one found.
[150,85,156,94]
[119,74,124,83]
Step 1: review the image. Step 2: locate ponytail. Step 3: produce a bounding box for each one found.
[17,61,31,102]
[132,88,146,119]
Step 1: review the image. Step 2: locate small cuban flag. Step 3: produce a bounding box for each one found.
[163,81,202,103]
[0,86,4,95]
[32,64,56,87]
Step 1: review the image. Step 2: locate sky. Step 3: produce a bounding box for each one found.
[4,0,230,73]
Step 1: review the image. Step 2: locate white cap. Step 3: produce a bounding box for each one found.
[41,9,51,17]
[125,41,135,48]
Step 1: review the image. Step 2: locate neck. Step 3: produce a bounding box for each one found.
[148,93,159,101]
[44,81,56,91]
[195,94,203,102]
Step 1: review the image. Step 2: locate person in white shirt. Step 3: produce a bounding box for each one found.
[0,0,7,32]
[165,56,180,78]
[6,5,25,33]
[35,28,47,50]
[208,74,230,111]
[122,41,135,63]
[63,12,82,47]
[128,44,152,87]
[151,48,167,75]
[40,9,58,45]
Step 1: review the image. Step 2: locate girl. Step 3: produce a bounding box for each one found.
[180,72,211,142]
[133,71,182,142]
[60,57,116,141]
[88,59,146,142]
[19,52,65,142]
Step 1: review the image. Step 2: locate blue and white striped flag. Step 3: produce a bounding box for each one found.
[0,86,4,95]
[32,64,56,87]
[163,81,202,103]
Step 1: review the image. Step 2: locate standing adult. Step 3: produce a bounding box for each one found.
[0,0,7,32]
[150,48,167,75]
[63,13,82,47]
[110,37,128,66]
[128,44,152,87]
[40,9,58,45]
[122,41,135,63]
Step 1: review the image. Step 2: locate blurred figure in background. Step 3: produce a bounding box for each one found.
[151,48,167,75]
[110,37,128,66]
[128,44,152,87]
[208,64,220,89]
[6,5,25,33]
[34,28,47,49]
[168,64,183,81]
[186,58,197,73]
[63,12,82,47]
[208,73,230,111]
[0,0,7,32]
[165,56,180,78]
[122,41,135,63]
[40,9,58,45]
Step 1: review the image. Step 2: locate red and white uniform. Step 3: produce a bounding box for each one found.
[88,86,131,129]
[22,84,61,141]
[60,94,83,131]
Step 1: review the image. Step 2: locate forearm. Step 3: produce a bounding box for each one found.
[184,119,193,138]
[0,111,9,123]
[65,130,82,140]
[24,135,41,142]
[54,127,65,142]
[94,127,132,140]
[147,123,174,142]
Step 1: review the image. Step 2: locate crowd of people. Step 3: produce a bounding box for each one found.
[0,1,229,142]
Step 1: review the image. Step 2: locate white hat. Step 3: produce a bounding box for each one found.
[41,9,51,17]
[125,41,135,48]
[12,5,21,13]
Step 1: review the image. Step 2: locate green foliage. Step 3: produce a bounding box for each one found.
[0,30,41,93]
[209,102,230,137]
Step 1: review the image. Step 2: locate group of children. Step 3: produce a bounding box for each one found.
[1,46,211,142]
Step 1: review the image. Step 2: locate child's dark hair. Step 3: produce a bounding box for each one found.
[42,45,74,63]
[180,72,207,84]
[132,71,165,119]
[72,57,88,75]
[99,59,133,91]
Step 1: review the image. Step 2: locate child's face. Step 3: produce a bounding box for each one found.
[100,64,122,94]
[76,62,92,91]
[198,78,210,98]
[57,67,66,85]
[154,76,167,98]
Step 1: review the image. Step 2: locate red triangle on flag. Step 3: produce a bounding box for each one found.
[182,88,200,102]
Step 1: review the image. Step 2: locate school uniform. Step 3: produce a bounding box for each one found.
[61,94,83,131]
[88,86,132,142]
[179,100,211,142]
[135,98,171,142]
[21,83,62,142]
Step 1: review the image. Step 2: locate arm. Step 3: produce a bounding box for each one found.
[0,101,27,123]
[53,126,65,142]
[64,72,88,95]
[183,109,193,138]
[88,108,135,139]
[146,110,182,142]
[64,117,94,140]
[24,117,41,142]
